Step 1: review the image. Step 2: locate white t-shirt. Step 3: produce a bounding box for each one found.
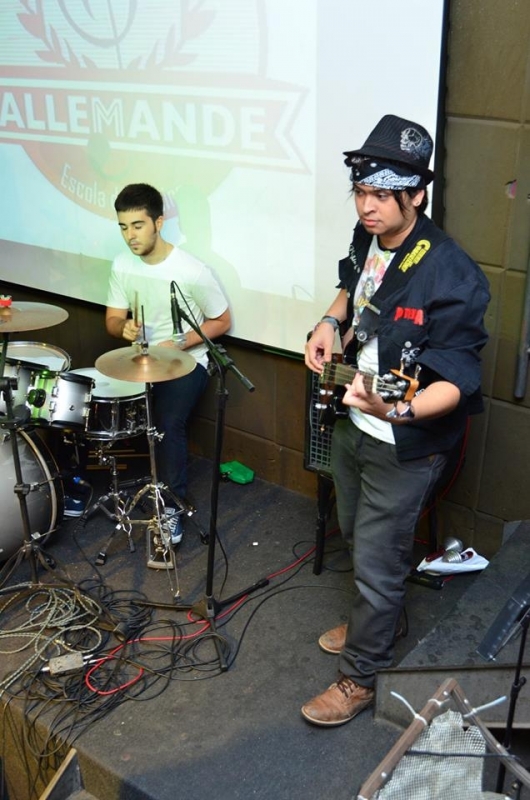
[106,246,228,368]
[349,237,396,444]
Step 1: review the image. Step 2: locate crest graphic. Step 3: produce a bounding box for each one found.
[1,0,306,218]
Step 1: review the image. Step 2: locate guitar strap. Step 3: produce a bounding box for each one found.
[338,215,448,351]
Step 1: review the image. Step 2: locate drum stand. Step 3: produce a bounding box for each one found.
[83,383,197,597]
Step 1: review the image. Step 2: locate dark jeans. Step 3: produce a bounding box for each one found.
[152,363,208,500]
[330,418,447,687]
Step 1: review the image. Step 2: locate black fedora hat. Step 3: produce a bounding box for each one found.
[343,114,435,184]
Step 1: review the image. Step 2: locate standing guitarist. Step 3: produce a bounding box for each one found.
[303,115,490,727]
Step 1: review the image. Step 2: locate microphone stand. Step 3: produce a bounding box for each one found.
[495,605,529,796]
[177,307,267,671]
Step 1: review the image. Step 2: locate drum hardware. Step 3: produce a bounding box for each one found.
[83,387,193,596]
[89,340,200,594]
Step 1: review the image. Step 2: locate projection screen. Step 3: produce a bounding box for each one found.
[0,0,447,354]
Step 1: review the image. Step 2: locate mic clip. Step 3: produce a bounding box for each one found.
[172,332,187,348]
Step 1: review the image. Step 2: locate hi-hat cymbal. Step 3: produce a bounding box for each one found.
[95,344,196,383]
[0,301,69,332]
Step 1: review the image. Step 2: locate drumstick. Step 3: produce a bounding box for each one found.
[133,292,139,326]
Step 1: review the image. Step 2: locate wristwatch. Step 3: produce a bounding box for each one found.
[318,315,340,332]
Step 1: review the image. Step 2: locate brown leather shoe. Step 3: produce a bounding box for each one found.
[318,624,347,654]
[318,621,404,654]
[301,674,374,726]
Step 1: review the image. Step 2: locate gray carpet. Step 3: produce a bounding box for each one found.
[0,454,527,800]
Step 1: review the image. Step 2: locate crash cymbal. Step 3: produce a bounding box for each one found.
[95,344,196,383]
[0,301,69,332]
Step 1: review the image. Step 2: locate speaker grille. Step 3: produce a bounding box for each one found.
[304,369,333,476]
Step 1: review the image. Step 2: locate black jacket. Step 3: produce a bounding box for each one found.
[337,215,490,460]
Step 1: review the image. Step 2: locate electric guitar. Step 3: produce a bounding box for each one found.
[315,355,419,429]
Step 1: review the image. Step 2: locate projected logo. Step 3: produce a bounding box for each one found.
[0,0,306,218]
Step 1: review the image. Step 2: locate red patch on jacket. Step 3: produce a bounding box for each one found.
[394,306,424,325]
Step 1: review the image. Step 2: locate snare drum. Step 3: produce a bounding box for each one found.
[5,341,70,373]
[70,367,146,440]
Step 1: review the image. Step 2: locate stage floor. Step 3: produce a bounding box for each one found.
[0,454,527,800]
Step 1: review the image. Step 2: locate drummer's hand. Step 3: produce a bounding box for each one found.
[158,335,189,349]
[122,319,142,342]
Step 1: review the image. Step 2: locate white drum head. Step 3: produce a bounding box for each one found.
[70,367,144,400]
[6,341,70,372]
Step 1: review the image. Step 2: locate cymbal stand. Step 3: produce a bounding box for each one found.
[85,382,196,599]
[0,334,56,592]
[83,440,138,563]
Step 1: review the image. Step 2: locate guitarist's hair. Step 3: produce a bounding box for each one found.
[397,188,429,215]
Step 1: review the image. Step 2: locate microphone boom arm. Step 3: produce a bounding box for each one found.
[178,305,255,393]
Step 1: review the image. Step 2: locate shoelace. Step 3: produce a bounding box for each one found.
[336,676,373,698]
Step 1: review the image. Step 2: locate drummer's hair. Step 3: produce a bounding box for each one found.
[114,184,164,223]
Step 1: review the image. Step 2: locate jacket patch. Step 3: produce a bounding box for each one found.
[399,239,431,273]
[394,306,424,325]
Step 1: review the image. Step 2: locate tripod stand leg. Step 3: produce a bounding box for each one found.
[192,596,228,672]
[95,527,117,566]
[94,521,135,566]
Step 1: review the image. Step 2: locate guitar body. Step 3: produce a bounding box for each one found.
[315,353,419,430]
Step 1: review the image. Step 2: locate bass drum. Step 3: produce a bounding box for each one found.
[0,430,64,562]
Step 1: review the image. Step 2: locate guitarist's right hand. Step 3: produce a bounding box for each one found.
[305,323,336,374]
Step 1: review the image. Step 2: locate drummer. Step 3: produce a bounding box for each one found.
[104,183,231,544]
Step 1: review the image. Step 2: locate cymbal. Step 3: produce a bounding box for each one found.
[95,344,196,383]
[0,301,69,332]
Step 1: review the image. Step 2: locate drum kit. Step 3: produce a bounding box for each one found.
[0,297,197,590]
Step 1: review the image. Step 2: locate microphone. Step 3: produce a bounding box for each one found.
[170,281,187,348]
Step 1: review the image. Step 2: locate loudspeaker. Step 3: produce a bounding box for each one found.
[477,571,530,661]
[304,368,333,476]
[304,368,335,574]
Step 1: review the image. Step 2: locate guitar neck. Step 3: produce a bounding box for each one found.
[322,361,375,392]
[320,359,418,402]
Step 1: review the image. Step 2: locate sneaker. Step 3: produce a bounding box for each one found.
[301,674,374,726]
[64,496,86,518]
[165,508,183,545]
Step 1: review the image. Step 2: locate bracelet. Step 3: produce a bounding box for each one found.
[316,315,340,332]
[386,401,415,421]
